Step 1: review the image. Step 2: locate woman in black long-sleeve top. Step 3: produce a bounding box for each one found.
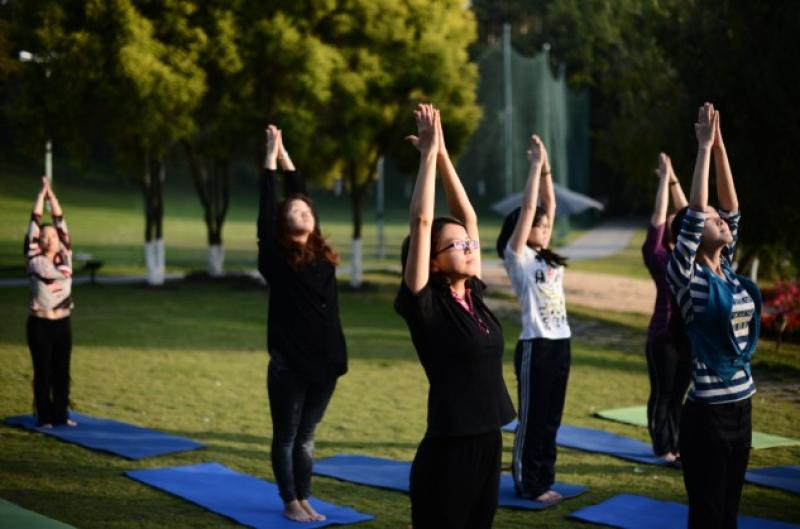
[257,124,347,522]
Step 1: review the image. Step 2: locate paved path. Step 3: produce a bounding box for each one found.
[556,219,639,261]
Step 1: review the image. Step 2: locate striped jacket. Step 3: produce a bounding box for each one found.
[666,208,756,404]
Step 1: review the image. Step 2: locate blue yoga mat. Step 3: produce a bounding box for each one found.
[126,462,373,529]
[746,466,800,496]
[569,493,800,529]
[4,412,205,460]
[313,454,586,510]
[503,420,665,466]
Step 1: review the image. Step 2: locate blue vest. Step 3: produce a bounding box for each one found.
[686,267,762,384]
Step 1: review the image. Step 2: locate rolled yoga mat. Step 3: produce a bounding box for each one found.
[594,406,800,449]
[569,493,800,529]
[313,453,587,510]
[126,462,374,529]
[4,412,205,460]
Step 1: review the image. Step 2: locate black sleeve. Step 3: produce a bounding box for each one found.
[257,169,279,278]
[394,279,436,323]
[283,169,307,196]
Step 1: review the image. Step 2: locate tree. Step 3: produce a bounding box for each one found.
[664,1,800,272]
[3,0,206,285]
[182,0,245,276]
[248,0,482,287]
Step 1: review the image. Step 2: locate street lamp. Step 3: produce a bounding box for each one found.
[18,49,53,186]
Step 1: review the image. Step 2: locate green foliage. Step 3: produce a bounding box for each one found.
[472,0,800,269]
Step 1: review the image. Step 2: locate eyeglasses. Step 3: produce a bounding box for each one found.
[434,239,479,256]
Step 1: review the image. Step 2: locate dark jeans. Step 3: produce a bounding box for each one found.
[680,398,751,529]
[267,357,336,503]
[645,338,691,455]
[27,316,72,425]
[512,338,571,498]
[410,430,502,529]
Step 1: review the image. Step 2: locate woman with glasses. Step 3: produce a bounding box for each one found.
[257,124,347,523]
[667,103,760,529]
[395,104,515,529]
[496,135,570,503]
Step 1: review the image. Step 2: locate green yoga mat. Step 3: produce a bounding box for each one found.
[595,406,800,449]
[0,499,78,528]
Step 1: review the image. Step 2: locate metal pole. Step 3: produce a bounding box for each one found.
[376,156,385,260]
[503,23,513,196]
[45,67,52,186]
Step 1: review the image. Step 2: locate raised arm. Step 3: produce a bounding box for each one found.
[665,155,688,211]
[712,111,738,213]
[403,104,440,294]
[539,147,556,246]
[508,135,547,255]
[435,113,481,277]
[277,131,307,196]
[24,178,48,258]
[667,105,715,294]
[257,125,283,246]
[44,180,70,250]
[688,103,717,210]
[650,153,671,226]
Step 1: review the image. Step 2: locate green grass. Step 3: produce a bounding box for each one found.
[1,279,798,529]
[2,162,799,527]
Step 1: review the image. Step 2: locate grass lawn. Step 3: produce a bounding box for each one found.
[1,162,798,528]
[1,277,798,529]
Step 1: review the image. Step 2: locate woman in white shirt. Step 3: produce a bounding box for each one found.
[496,135,570,503]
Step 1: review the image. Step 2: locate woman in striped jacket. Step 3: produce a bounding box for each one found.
[667,103,761,529]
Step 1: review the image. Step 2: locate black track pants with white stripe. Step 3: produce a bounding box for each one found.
[512,337,571,498]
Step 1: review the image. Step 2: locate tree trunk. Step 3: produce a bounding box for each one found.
[142,152,165,286]
[349,162,365,288]
[184,141,231,277]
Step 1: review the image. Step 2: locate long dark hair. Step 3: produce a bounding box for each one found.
[275,194,339,270]
[400,216,468,284]
[495,206,567,267]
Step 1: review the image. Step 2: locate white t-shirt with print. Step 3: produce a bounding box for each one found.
[503,244,571,340]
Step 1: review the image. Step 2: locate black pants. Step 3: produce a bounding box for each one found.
[645,338,691,455]
[27,316,72,425]
[679,398,751,529]
[267,358,336,503]
[512,338,571,498]
[410,430,502,529]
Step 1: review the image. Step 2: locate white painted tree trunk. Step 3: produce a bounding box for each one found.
[156,238,165,284]
[208,244,225,277]
[350,237,363,288]
[144,241,158,285]
[145,239,165,285]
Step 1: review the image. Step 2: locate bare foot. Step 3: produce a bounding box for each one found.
[660,452,677,463]
[66,419,78,427]
[283,500,313,522]
[535,490,563,503]
[299,499,326,521]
